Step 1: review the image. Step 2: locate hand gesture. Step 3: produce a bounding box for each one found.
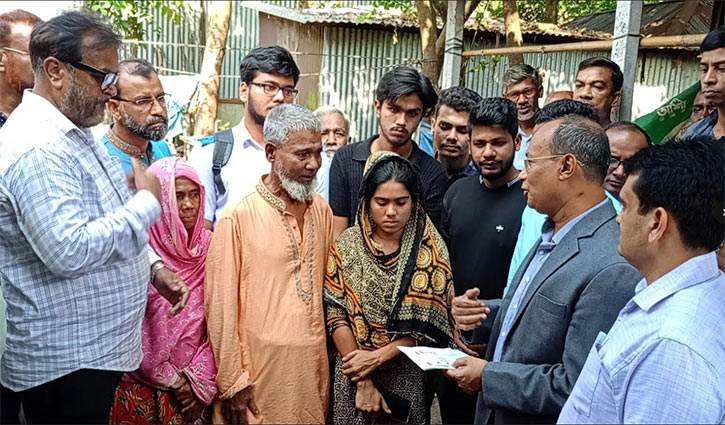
[355,378,391,416]
[152,267,190,316]
[342,349,380,382]
[131,157,161,202]
[222,386,259,425]
[444,356,487,394]
[451,288,490,331]
[170,375,205,423]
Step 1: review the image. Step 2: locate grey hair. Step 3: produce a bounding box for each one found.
[550,115,610,183]
[503,64,541,89]
[314,105,350,131]
[263,103,321,146]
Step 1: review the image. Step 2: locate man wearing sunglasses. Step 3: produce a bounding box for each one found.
[0,11,189,423]
[0,9,41,129]
[190,45,330,230]
[102,58,172,173]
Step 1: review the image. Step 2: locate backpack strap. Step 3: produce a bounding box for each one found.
[211,129,234,195]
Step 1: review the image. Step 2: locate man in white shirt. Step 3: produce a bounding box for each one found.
[190,46,329,229]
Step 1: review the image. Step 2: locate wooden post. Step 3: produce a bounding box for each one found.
[440,1,464,89]
[611,1,643,121]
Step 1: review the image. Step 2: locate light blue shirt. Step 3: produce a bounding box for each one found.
[493,199,609,361]
[512,126,533,171]
[558,251,725,424]
[504,193,622,295]
[0,92,159,391]
[101,135,172,174]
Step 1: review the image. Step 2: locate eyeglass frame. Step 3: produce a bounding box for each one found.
[0,46,29,56]
[504,87,538,100]
[524,153,585,170]
[248,81,299,100]
[68,60,119,91]
[608,156,624,169]
[114,93,170,110]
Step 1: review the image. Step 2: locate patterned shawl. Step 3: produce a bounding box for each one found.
[125,157,217,405]
[324,151,454,349]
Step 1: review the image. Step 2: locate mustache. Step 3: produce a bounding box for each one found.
[146,115,168,126]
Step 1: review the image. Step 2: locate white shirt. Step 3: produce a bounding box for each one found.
[188,122,331,227]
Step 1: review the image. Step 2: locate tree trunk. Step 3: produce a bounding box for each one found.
[543,0,558,23]
[192,0,231,137]
[416,1,441,87]
[503,0,524,65]
[418,0,481,87]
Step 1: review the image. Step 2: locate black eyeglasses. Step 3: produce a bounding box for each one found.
[249,82,298,100]
[68,61,119,91]
[608,156,624,169]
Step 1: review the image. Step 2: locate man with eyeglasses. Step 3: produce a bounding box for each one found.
[190,45,330,229]
[102,58,172,173]
[602,121,651,204]
[503,64,543,171]
[448,115,640,424]
[0,11,189,423]
[0,9,41,129]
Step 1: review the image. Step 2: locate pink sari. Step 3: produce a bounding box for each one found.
[124,157,217,406]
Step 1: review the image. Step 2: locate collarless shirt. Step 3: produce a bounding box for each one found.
[493,199,609,362]
[0,91,160,391]
[328,135,448,229]
[101,135,172,174]
[558,252,725,424]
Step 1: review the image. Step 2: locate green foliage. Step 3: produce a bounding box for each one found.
[84,0,190,41]
[356,0,416,24]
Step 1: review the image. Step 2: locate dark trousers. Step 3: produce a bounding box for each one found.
[436,375,478,424]
[0,385,22,424]
[2,369,122,424]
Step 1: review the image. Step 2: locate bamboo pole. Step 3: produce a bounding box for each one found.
[462,34,707,57]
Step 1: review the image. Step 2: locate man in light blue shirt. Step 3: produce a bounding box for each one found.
[502,64,542,171]
[559,136,725,424]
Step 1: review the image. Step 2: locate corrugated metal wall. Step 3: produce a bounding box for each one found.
[117,2,700,137]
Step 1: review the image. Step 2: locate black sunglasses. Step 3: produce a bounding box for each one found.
[68,61,119,91]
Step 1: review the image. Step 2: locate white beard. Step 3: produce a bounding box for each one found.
[276,161,314,202]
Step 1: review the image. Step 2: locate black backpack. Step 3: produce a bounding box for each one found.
[211,129,234,195]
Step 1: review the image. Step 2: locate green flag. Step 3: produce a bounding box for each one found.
[635,82,700,144]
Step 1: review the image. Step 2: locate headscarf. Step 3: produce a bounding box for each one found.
[325,151,454,348]
[126,156,217,406]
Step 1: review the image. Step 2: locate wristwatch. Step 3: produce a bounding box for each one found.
[150,260,166,283]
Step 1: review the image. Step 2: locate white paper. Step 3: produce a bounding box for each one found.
[397,346,469,371]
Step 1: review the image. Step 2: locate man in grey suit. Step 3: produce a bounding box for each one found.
[445,114,641,424]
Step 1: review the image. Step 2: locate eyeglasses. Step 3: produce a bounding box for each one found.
[523,154,565,169]
[114,93,170,110]
[68,61,119,91]
[608,156,624,169]
[249,82,298,100]
[505,87,537,99]
[0,46,29,56]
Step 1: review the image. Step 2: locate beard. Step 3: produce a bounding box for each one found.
[478,155,515,180]
[518,109,535,121]
[247,91,266,126]
[58,69,108,128]
[121,108,169,141]
[276,160,314,202]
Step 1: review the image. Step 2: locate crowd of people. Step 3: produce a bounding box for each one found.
[0,8,723,425]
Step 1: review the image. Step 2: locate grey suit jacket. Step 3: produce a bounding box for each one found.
[469,201,642,424]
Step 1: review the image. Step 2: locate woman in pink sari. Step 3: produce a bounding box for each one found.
[110,157,217,424]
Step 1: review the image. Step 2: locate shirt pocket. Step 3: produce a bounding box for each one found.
[533,293,567,319]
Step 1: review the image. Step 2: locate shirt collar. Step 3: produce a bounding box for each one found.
[631,251,721,312]
[541,198,610,245]
[479,174,520,188]
[232,121,264,150]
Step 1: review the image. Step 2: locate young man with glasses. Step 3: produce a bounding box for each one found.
[502,64,543,171]
[101,58,172,173]
[0,9,41,129]
[190,45,330,229]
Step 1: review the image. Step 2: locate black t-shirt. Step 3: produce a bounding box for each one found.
[442,175,527,298]
[329,135,448,230]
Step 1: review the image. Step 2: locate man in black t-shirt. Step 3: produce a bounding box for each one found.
[329,66,447,238]
[437,98,527,424]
